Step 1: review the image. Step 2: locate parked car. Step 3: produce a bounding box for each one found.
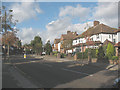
[42,52,46,55]
[113,77,120,88]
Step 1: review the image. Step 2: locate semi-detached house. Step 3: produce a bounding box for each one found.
[66,21,120,55]
[52,31,78,53]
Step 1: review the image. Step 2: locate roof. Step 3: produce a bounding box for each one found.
[81,24,117,37]
[86,41,102,46]
[74,34,85,39]
[103,39,114,46]
[114,42,120,47]
[114,29,120,33]
[61,31,77,40]
[54,39,60,44]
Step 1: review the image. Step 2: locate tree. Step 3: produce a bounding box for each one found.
[17,40,22,48]
[2,31,18,55]
[97,46,105,61]
[45,40,52,55]
[1,6,18,57]
[106,43,115,59]
[30,36,43,55]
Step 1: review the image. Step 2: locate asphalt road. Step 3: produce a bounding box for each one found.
[2,55,118,88]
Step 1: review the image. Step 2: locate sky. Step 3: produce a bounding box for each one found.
[2,0,119,45]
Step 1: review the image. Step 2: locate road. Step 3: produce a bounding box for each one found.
[2,55,118,88]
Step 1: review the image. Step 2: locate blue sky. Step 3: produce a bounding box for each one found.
[2,1,118,44]
[3,2,97,30]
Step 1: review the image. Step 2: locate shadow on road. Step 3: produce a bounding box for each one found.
[2,55,115,88]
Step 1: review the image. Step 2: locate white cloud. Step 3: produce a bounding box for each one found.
[93,2,118,28]
[45,17,93,43]
[17,27,39,44]
[45,17,72,43]
[10,2,42,23]
[59,4,90,21]
[67,21,93,34]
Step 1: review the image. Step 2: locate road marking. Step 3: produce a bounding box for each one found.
[62,68,93,76]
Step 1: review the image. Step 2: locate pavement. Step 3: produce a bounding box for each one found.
[2,55,119,88]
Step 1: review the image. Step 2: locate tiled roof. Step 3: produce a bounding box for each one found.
[114,29,120,33]
[54,39,60,44]
[82,24,117,37]
[61,31,78,40]
[114,42,120,47]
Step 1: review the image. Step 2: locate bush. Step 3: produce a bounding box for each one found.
[91,49,97,58]
[97,46,105,60]
[60,53,66,58]
[76,52,88,59]
[106,43,115,60]
[53,51,58,56]
[104,56,109,60]
[112,56,119,61]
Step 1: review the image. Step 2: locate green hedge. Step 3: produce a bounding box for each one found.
[76,49,97,59]
[112,56,119,61]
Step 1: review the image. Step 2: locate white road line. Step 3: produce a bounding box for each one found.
[62,68,93,76]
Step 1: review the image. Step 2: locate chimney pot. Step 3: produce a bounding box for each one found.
[67,31,71,34]
[94,21,100,26]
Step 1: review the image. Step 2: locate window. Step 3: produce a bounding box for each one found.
[113,39,116,43]
[91,38,93,41]
[97,34,99,39]
[109,35,111,38]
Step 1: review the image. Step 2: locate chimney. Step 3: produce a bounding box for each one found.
[67,31,71,34]
[94,21,100,26]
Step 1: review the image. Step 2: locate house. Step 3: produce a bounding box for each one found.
[114,29,120,57]
[52,39,60,52]
[69,21,118,53]
[53,31,78,53]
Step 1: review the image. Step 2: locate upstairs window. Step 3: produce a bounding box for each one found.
[76,40,77,43]
[109,35,111,38]
[113,39,116,43]
[97,34,99,39]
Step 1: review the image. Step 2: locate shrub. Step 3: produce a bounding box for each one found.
[60,53,66,58]
[97,46,105,60]
[76,52,88,59]
[91,49,97,58]
[112,56,119,61]
[106,43,115,60]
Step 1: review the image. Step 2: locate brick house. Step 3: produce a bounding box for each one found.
[53,31,78,53]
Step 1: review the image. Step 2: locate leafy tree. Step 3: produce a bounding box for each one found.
[1,6,18,57]
[45,40,52,55]
[17,40,22,48]
[97,46,105,60]
[30,36,43,55]
[106,43,115,59]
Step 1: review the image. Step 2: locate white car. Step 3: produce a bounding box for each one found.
[42,52,46,55]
